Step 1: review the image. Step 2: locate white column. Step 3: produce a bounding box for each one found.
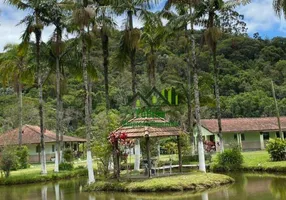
[237,133,242,149]
[134,139,141,171]
[260,133,265,150]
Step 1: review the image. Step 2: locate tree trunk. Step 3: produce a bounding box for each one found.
[150,46,156,87]
[185,24,195,155]
[128,10,136,96]
[35,11,47,175]
[101,28,110,112]
[55,55,60,172]
[213,48,224,152]
[271,80,283,139]
[18,76,23,146]
[82,27,95,184]
[191,12,206,172]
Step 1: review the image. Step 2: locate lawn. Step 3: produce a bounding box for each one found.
[85,172,234,192]
[241,150,286,171]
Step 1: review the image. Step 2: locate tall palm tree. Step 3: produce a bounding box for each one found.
[113,0,159,96]
[164,0,205,170]
[6,0,49,174]
[197,0,250,152]
[40,0,67,172]
[0,44,31,146]
[141,11,166,87]
[71,0,96,184]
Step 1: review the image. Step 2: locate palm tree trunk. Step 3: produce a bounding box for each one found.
[18,76,23,146]
[35,11,47,175]
[185,24,195,155]
[55,55,60,172]
[150,45,156,87]
[191,9,206,172]
[128,10,136,96]
[101,28,110,112]
[82,28,95,184]
[213,48,224,152]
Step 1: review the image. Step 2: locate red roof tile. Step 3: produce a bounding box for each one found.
[201,117,286,133]
[112,117,185,138]
[0,125,86,145]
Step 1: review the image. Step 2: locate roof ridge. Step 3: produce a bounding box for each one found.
[26,125,56,140]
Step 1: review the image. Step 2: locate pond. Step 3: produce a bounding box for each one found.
[0,173,285,200]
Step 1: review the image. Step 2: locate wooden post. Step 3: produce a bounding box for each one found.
[145,136,151,178]
[177,136,182,173]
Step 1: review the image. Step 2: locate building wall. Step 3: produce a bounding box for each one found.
[26,143,56,163]
[195,125,281,151]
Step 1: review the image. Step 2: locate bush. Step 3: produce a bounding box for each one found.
[63,149,74,162]
[59,162,74,171]
[16,146,30,169]
[213,146,243,172]
[0,146,18,178]
[266,138,286,161]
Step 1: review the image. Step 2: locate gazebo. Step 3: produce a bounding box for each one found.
[110,113,186,178]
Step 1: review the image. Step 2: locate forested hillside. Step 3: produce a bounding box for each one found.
[1,32,286,135]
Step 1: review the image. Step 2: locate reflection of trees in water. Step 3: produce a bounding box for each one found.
[270,178,286,200]
[230,173,247,198]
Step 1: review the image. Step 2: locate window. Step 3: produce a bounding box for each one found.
[241,134,245,141]
[263,132,270,140]
[234,134,237,140]
[36,145,40,153]
[52,145,55,152]
[276,132,280,138]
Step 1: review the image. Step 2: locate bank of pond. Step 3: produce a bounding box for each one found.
[0,173,286,200]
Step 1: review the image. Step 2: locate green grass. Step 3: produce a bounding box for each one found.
[211,150,286,172]
[84,172,234,192]
[0,160,92,185]
[241,151,286,172]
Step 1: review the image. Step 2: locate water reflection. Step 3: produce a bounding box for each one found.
[0,174,286,200]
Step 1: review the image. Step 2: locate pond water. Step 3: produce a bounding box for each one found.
[0,173,285,200]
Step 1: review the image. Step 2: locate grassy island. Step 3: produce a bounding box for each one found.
[84,173,234,192]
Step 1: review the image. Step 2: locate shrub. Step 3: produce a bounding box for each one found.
[16,146,30,169]
[63,149,74,162]
[213,146,243,172]
[266,138,286,161]
[59,162,74,171]
[0,146,18,177]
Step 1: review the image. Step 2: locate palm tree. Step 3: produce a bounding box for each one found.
[71,0,96,184]
[40,0,67,172]
[6,0,49,174]
[113,0,159,96]
[273,0,286,18]
[197,0,250,152]
[141,11,166,87]
[0,44,31,146]
[163,0,205,170]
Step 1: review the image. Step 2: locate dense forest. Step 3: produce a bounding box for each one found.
[2,30,286,134]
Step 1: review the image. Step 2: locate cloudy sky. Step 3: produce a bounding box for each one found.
[0,0,286,52]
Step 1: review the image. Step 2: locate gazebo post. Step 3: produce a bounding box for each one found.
[145,136,151,178]
[177,135,182,173]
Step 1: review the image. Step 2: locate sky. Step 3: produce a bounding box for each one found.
[0,0,286,52]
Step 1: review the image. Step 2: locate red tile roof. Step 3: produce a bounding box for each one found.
[201,117,286,133]
[112,117,185,138]
[0,125,86,145]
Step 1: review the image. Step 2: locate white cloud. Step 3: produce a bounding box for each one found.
[236,0,286,35]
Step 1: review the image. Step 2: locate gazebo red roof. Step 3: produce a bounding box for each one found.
[201,117,286,133]
[112,117,185,138]
[0,125,86,145]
